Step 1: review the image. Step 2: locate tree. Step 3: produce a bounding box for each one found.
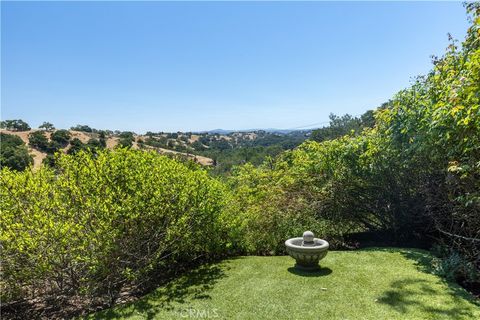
[45,141,61,154]
[67,138,85,155]
[0,119,31,131]
[117,132,134,148]
[192,141,206,151]
[70,125,93,132]
[86,138,103,149]
[137,138,144,149]
[28,131,49,151]
[199,136,210,146]
[360,110,375,128]
[39,122,55,132]
[210,139,231,151]
[0,133,33,171]
[98,131,107,148]
[42,154,56,168]
[166,132,178,139]
[167,140,175,149]
[50,130,71,147]
[310,110,375,143]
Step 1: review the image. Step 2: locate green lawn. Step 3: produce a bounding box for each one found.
[89,248,480,319]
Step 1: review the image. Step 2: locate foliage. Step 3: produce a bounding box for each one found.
[372,3,480,264]
[99,131,107,148]
[87,138,105,149]
[0,119,31,131]
[28,130,64,154]
[197,132,307,176]
[42,153,56,168]
[310,110,375,142]
[50,129,71,147]
[67,138,86,155]
[1,6,479,317]
[71,124,94,132]
[144,136,168,149]
[228,4,480,264]
[191,140,205,151]
[0,133,33,171]
[431,246,479,283]
[227,163,334,254]
[28,131,50,151]
[117,132,135,148]
[0,149,233,307]
[39,121,55,131]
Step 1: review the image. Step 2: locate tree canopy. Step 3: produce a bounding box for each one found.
[0,119,31,131]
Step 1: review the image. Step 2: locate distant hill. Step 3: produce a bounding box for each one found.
[0,129,214,169]
[200,128,313,135]
[1,125,312,173]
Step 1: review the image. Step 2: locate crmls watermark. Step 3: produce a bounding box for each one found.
[174,307,220,318]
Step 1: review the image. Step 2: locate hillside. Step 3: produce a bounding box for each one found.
[1,126,310,173]
[0,129,214,168]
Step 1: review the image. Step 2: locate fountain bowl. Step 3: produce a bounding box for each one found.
[285,231,329,271]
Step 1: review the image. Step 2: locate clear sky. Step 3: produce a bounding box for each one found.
[1,1,470,133]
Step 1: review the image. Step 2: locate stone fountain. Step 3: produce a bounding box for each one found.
[285,231,329,271]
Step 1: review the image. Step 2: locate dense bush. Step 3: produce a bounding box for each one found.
[86,138,104,149]
[71,124,94,132]
[0,133,33,171]
[0,149,233,308]
[227,163,340,254]
[227,136,388,254]
[50,129,71,147]
[98,131,107,148]
[28,131,50,151]
[310,111,375,142]
[117,131,135,148]
[373,3,480,265]
[67,137,86,155]
[431,245,479,283]
[28,130,66,154]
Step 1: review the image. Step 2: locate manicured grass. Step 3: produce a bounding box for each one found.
[88,248,480,319]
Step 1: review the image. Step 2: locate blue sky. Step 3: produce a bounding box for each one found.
[1,1,470,133]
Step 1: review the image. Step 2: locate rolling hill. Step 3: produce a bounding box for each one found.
[0,129,214,168]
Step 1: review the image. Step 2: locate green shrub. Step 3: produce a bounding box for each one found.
[117,132,135,148]
[67,137,86,155]
[0,149,233,305]
[28,131,49,151]
[50,129,71,147]
[0,133,33,171]
[227,162,352,254]
[431,247,479,283]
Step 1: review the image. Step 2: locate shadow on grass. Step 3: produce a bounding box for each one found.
[377,278,479,318]
[287,267,333,277]
[372,248,480,318]
[92,261,230,320]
